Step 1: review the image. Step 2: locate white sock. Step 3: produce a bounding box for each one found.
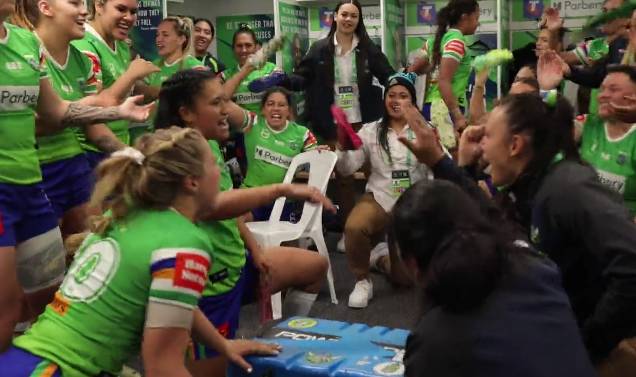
[282,289,318,317]
[14,321,31,333]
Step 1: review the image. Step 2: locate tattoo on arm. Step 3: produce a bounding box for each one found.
[93,135,126,154]
[61,102,121,128]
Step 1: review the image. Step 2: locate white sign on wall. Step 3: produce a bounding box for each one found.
[479,0,497,23]
[551,0,604,18]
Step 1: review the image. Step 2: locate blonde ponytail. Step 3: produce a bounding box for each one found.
[89,127,208,235]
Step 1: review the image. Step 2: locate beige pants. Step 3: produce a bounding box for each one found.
[598,338,636,377]
[344,193,389,280]
[343,193,411,285]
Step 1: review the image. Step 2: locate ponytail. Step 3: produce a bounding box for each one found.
[161,16,195,59]
[431,0,479,69]
[88,0,106,21]
[498,93,580,179]
[90,127,207,235]
[154,69,217,131]
[11,0,39,30]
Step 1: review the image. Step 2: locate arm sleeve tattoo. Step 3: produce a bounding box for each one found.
[61,102,122,128]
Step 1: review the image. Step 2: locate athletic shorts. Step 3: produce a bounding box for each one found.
[0,346,62,377]
[251,201,299,223]
[190,252,259,360]
[40,154,92,218]
[85,150,107,171]
[0,182,58,247]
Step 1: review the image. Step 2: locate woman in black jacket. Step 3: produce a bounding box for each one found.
[251,0,395,233]
[392,180,596,377]
[282,0,395,142]
[399,94,636,376]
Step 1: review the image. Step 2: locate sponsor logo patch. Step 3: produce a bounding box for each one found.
[255,145,293,169]
[0,86,40,111]
[173,252,209,293]
[596,169,626,194]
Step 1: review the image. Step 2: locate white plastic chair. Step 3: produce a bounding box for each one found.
[246,150,339,320]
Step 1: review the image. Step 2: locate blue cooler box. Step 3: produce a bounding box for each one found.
[227,317,410,377]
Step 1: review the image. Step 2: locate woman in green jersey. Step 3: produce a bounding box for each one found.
[234,87,321,222]
[223,26,278,114]
[146,16,204,96]
[422,0,479,149]
[579,65,636,218]
[155,69,332,376]
[0,0,153,351]
[12,0,145,242]
[72,0,159,168]
[0,127,280,377]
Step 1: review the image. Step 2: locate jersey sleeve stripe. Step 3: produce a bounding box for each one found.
[150,248,210,263]
[150,257,176,274]
[442,51,463,63]
[444,39,465,56]
[303,130,318,151]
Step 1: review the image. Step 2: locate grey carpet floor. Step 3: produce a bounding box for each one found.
[237,231,421,339]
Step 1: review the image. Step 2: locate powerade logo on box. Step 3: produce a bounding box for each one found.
[255,146,293,169]
[0,86,39,111]
[261,327,342,341]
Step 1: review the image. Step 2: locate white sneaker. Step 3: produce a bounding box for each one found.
[337,235,346,253]
[369,242,389,271]
[348,278,373,308]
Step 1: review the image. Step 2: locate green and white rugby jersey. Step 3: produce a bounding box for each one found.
[574,38,608,115]
[199,141,246,297]
[72,23,131,151]
[223,62,277,114]
[14,209,213,376]
[424,29,471,108]
[580,115,636,214]
[146,55,204,88]
[37,44,99,164]
[0,22,47,184]
[242,116,317,188]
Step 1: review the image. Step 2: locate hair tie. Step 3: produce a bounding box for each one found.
[112,147,145,165]
[540,89,557,108]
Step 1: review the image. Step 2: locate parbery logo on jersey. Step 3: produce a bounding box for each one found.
[0,86,40,111]
[255,145,293,168]
[235,91,264,105]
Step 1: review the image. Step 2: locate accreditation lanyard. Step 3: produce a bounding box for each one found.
[334,51,358,110]
[388,127,415,197]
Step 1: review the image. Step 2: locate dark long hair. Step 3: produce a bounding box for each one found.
[154,69,217,130]
[431,0,479,69]
[498,93,580,180]
[378,83,417,164]
[391,180,512,312]
[327,0,372,47]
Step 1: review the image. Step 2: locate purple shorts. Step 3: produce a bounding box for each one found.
[0,346,62,376]
[85,150,107,171]
[40,154,92,218]
[0,182,58,247]
[190,252,259,360]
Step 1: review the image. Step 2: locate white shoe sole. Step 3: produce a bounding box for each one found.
[347,290,373,309]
